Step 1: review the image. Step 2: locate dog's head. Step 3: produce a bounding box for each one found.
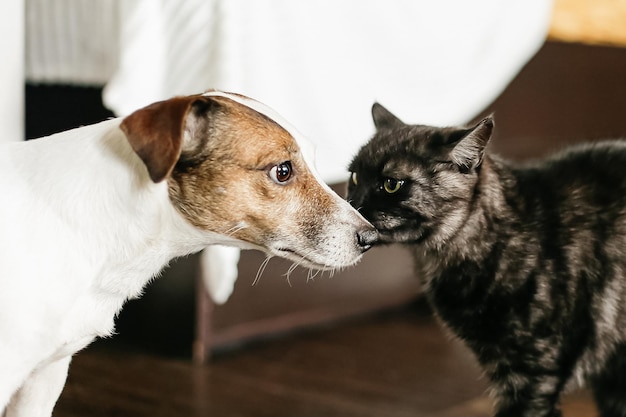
[120,91,377,269]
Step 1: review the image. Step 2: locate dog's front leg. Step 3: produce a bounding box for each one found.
[5,356,71,417]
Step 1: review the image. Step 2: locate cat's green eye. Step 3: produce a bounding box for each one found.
[383,178,404,194]
[351,172,358,185]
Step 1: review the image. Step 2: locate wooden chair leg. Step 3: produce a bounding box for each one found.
[193,266,214,365]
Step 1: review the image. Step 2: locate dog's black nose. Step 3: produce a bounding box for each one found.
[356,228,378,252]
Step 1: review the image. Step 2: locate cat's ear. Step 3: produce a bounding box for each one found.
[449,115,494,170]
[372,103,406,130]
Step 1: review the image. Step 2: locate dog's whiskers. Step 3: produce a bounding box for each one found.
[252,255,272,286]
[283,248,325,286]
[306,268,321,282]
[284,262,299,287]
[223,222,247,236]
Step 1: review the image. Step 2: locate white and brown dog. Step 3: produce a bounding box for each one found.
[0,90,376,416]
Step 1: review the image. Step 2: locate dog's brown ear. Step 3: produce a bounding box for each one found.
[120,95,210,183]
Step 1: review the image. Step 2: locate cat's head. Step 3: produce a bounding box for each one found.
[347,103,494,246]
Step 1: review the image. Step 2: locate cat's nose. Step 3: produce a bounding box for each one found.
[356,228,378,252]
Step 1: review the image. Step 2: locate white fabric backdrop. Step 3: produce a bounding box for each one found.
[102,0,553,183]
[22,0,553,182]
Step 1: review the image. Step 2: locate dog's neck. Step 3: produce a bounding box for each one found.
[7,120,231,300]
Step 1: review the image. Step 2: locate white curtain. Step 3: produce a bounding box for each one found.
[0,0,24,142]
[103,0,553,184]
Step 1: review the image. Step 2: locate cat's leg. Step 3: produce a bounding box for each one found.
[590,345,626,417]
[5,355,71,417]
[593,387,626,417]
[494,398,563,417]
[492,374,564,417]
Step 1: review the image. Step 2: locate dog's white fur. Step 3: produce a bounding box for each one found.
[0,91,374,416]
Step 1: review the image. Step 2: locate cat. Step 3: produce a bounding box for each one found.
[347,103,626,417]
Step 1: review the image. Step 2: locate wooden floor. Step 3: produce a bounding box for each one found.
[54,302,597,417]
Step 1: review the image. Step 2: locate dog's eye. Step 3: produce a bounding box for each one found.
[383,178,404,194]
[269,161,293,184]
[351,172,358,185]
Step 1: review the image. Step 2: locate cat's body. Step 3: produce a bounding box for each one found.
[347,104,626,417]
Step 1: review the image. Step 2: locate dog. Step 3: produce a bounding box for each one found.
[0,90,377,416]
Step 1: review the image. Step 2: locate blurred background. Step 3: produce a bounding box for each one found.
[4,0,626,415]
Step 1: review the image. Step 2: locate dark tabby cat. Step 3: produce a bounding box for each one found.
[347,103,626,417]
